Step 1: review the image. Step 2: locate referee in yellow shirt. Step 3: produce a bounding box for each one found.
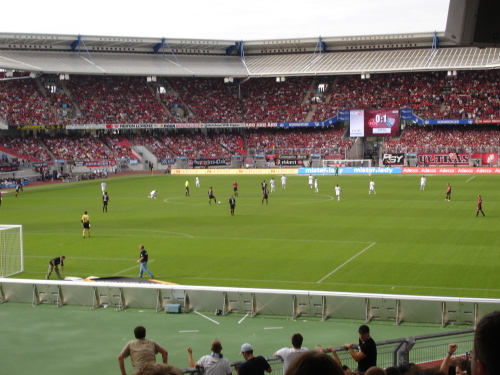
[81,211,90,238]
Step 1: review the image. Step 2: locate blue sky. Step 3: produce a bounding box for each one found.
[1,0,450,40]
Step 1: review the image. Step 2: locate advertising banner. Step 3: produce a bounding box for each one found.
[190,158,231,167]
[299,167,401,175]
[402,167,500,174]
[160,158,176,165]
[85,160,115,167]
[382,153,405,165]
[171,168,298,175]
[417,153,470,165]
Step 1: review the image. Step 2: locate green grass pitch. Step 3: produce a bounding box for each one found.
[3,172,499,299]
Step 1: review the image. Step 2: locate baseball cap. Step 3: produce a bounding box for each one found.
[240,343,253,354]
[358,325,370,334]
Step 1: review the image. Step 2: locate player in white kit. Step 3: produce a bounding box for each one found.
[420,175,426,190]
[369,179,376,194]
[335,184,341,201]
[281,175,287,189]
[308,174,314,189]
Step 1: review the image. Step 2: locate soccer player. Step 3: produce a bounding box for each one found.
[420,175,426,190]
[369,179,376,195]
[476,195,485,217]
[148,190,157,199]
[233,181,239,197]
[195,176,200,188]
[335,164,339,177]
[261,180,267,192]
[281,175,287,189]
[270,178,276,193]
[208,187,217,205]
[81,211,90,238]
[308,174,314,189]
[185,179,190,196]
[446,183,451,201]
[15,182,21,197]
[101,181,107,195]
[335,184,342,201]
[314,177,319,193]
[262,187,269,205]
[229,195,236,216]
[102,192,109,212]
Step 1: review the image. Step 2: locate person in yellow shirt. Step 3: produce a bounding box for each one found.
[185,179,190,197]
[81,211,90,238]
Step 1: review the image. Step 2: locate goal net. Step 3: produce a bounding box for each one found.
[0,225,24,277]
[322,159,372,168]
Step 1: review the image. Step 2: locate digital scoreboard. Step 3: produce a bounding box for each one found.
[349,109,400,137]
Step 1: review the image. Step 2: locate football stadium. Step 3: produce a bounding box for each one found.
[1,1,500,374]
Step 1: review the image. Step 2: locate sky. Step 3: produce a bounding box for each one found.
[0,0,451,41]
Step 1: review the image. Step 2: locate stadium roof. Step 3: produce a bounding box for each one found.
[0,31,499,77]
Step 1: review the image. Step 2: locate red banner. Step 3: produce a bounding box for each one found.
[402,167,500,174]
[417,153,470,165]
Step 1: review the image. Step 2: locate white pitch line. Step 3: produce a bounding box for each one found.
[179,330,199,333]
[113,260,155,276]
[238,314,249,324]
[466,176,475,182]
[317,242,376,283]
[264,327,283,330]
[194,311,220,325]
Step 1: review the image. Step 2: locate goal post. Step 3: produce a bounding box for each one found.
[0,225,24,277]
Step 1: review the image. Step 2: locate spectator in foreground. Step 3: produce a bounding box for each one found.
[118,325,168,375]
[187,339,232,375]
[343,324,377,373]
[440,343,470,375]
[472,310,500,375]
[274,333,308,374]
[284,350,344,375]
[235,343,272,375]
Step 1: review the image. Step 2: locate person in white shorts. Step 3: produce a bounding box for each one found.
[335,184,342,201]
[420,175,426,190]
[369,179,376,194]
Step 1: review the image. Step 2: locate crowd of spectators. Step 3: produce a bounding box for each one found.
[101,134,137,159]
[241,77,312,123]
[43,134,115,161]
[0,136,52,161]
[168,77,243,123]
[246,126,352,155]
[160,131,231,159]
[384,124,500,153]
[0,75,58,126]
[1,71,499,127]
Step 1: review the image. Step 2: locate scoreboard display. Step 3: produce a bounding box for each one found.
[349,109,400,137]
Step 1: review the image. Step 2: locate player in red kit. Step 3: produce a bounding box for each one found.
[476,195,485,217]
[233,181,238,197]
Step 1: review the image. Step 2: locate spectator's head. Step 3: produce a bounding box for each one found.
[359,324,371,340]
[240,343,254,359]
[456,358,471,375]
[211,339,223,354]
[473,311,500,375]
[365,367,386,375]
[285,350,344,375]
[136,363,183,375]
[134,325,146,339]
[292,333,303,349]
